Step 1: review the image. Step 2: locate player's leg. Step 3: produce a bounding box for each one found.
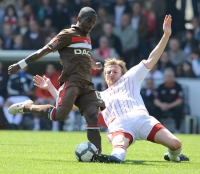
[8,82,80,121]
[4,96,30,129]
[154,127,181,150]
[76,89,102,153]
[81,105,102,154]
[143,116,189,162]
[8,98,55,119]
[111,133,131,161]
[40,85,80,121]
[32,98,45,131]
[153,128,189,161]
[95,132,132,163]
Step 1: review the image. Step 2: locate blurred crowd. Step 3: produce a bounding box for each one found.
[0,0,200,132]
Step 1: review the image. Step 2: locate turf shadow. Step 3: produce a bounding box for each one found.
[124,159,168,165]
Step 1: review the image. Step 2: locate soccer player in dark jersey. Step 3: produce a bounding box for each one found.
[8,7,103,153]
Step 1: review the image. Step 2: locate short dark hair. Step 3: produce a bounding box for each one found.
[78,7,96,18]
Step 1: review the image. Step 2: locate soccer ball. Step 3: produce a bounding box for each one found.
[75,142,98,162]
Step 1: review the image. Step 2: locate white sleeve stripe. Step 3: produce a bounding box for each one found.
[67,43,91,49]
[122,77,131,112]
[117,98,124,116]
[127,77,135,109]
[131,81,138,106]
[111,88,120,117]
[116,80,126,115]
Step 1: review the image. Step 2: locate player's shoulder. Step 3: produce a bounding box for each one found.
[59,27,85,37]
[58,28,73,35]
[124,61,145,76]
[56,28,76,41]
[129,61,148,71]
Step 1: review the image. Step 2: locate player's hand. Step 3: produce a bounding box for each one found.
[93,62,103,70]
[8,63,21,74]
[163,14,172,36]
[33,75,51,90]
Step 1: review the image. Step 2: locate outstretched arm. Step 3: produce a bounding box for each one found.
[8,46,52,74]
[143,15,172,69]
[34,75,58,99]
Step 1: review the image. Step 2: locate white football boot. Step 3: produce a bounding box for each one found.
[8,100,33,114]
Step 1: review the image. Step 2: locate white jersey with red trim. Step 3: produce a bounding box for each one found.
[100,61,150,127]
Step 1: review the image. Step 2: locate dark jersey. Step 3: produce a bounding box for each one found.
[46,25,93,87]
[7,72,34,96]
[154,82,183,103]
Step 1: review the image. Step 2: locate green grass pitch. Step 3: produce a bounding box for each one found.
[0,131,199,174]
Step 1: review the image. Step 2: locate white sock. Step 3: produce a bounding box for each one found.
[111,146,126,161]
[13,114,23,125]
[3,107,14,124]
[168,146,182,162]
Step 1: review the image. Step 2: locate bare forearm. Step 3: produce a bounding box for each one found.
[48,85,58,99]
[25,46,50,64]
[144,34,170,69]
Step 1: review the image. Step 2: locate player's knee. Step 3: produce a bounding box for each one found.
[169,138,182,150]
[112,135,127,147]
[82,106,99,125]
[54,106,71,121]
[87,114,98,125]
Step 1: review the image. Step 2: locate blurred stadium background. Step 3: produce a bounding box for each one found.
[0,0,200,133]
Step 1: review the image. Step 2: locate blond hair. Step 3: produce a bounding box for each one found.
[104,58,128,76]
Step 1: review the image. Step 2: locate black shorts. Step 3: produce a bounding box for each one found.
[56,81,105,114]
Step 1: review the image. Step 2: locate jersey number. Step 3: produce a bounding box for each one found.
[95,91,104,104]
